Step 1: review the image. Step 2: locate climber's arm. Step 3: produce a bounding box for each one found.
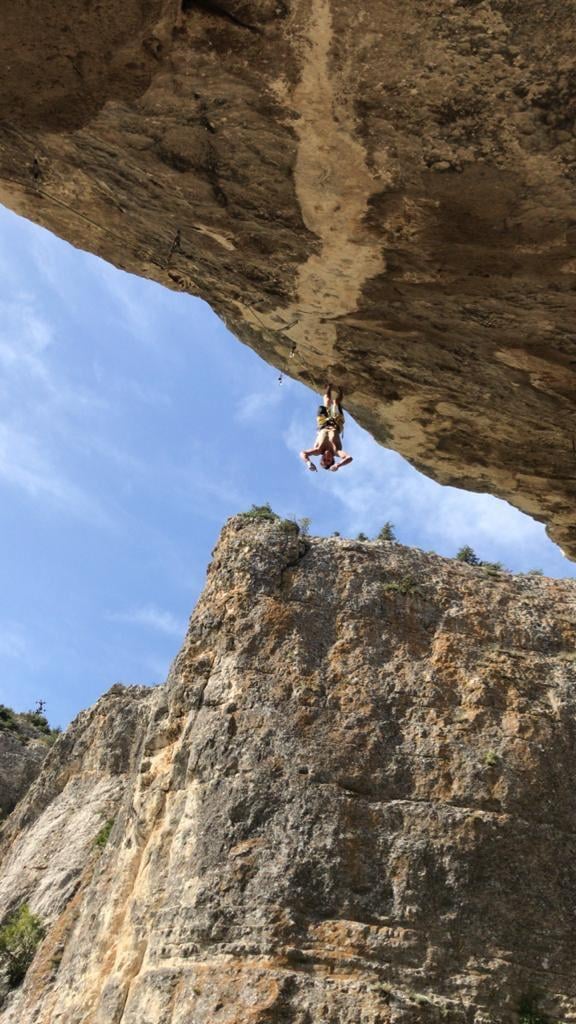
[300,446,321,471]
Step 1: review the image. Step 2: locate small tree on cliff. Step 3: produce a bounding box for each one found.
[456,545,481,566]
[377,521,396,542]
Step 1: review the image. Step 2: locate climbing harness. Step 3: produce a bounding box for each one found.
[317,393,345,435]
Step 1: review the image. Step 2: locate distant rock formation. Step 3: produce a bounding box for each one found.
[0,1,576,555]
[0,708,57,818]
[1,517,575,1022]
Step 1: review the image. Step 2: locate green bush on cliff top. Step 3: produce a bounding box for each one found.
[0,704,60,743]
[0,706,18,733]
[0,904,45,987]
[237,505,311,536]
[238,503,280,521]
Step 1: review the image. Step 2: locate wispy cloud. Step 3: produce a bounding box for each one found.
[0,422,109,524]
[0,296,106,417]
[91,259,161,345]
[0,298,54,384]
[0,623,28,661]
[236,387,284,423]
[0,290,115,523]
[106,605,187,637]
[162,439,249,514]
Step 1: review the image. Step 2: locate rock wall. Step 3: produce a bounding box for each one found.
[0,1,575,554]
[0,711,54,818]
[0,686,154,926]
[1,517,575,1023]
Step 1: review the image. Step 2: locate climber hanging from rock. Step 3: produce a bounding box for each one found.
[300,382,353,472]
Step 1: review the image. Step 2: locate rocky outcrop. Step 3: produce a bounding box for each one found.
[0,710,55,818]
[1,517,576,1023]
[0,687,154,924]
[1,1,576,555]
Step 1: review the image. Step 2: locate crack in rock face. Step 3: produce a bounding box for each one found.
[0,0,575,553]
[1,520,576,1023]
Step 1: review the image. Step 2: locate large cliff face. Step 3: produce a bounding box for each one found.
[1,518,575,1023]
[1,1,576,555]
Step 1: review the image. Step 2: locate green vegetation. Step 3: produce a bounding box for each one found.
[356,523,398,542]
[20,711,52,735]
[377,521,396,542]
[482,561,505,576]
[297,516,312,536]
[412,993,432,1006]
[518,992,550,1024]
[0,704,60,744]
[237,506,312,537]
[383,575,420,595]
[456,545,482,565]
[238,503,280,521]
[456,546,509,575]
[484,750,499,768]
[94,819,115,849]
[0,706,18,733]
[0,904,45,987]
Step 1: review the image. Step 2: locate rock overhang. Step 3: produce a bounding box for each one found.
[0,0,575,554]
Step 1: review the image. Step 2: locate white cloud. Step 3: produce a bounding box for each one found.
[106,605,187,637]
[0,623,28,660]
[0,296,106,417]
[0,299,53,383]
[161,439,249,513]
[0,290,115,525]
[0,422,109,524]
[236,387,284,423]
[91,259,160,345]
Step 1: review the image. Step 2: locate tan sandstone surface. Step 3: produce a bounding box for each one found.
[0,1,576,554]
[1,517,576,1023]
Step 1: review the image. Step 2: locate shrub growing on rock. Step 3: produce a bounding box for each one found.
[377,521,396,542]
[0,904,45,987]
[518,991,549,1024]
[456,545,481,565]
[238,503,280,521]
[0,706,18,733]
[297,516,312,536]
[94,819,115,849]
[20,711,51,734]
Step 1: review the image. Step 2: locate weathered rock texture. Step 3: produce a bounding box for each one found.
[0,710,55,818]
[1,1,576,554]
[1,517,576,1023]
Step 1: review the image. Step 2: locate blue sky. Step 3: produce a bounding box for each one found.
[1,204,574,728]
